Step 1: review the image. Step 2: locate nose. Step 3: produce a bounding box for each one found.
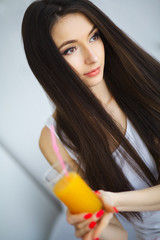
[84,46,98,65]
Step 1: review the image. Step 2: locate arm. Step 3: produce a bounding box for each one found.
[66,209,127,240]
[39,125,127,240]
[100,185,160,212]
[39,125,83,175]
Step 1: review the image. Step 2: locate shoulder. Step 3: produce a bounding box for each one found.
[39,125,51,153]
[39,125,56,165]
[39,113,80,173]
[39,109,57,154]
[52,109,57,120]
[39,125,71,166]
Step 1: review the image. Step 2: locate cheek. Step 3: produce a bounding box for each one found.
[64,55,83,76]
[98,42,105,61]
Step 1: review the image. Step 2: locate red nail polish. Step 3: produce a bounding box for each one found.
[84,213,92,219]
[96,209,104,218]
[89,221,96,229]
[113,206,119,213]
[94,190,100,195]
[93,238,100,240]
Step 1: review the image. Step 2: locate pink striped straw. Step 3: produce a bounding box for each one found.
[50,125,68,176]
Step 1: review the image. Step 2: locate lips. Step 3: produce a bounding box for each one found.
[84,67,100,77]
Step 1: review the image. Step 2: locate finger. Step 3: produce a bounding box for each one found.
[66,209,93,225]
[75,209,105,238]
[75,220,97,238]
[92,212,113,239]
[77,213,113,239]
[102,202,115,213]
[66,208,70,218]
[82,229,94,240]
[76,209,104,230]
[66,213,89,225]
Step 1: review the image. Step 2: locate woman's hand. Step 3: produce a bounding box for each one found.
[66,208,113,240]
[66,190,118,240]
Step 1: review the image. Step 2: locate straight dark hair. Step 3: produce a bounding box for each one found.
[22,0,160,221]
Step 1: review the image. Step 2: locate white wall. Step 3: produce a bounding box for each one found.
[0,0,160,240]
[1,1,61,239]
[0,144,62,240]
[93,0,160,61]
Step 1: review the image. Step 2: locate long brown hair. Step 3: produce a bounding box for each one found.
[22,0,160,221]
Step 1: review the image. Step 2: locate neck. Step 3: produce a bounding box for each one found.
[90,79,112,106]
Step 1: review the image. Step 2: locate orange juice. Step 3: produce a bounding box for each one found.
[53,172,102,214]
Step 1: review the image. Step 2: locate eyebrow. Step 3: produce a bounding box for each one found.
[58,25,97,50]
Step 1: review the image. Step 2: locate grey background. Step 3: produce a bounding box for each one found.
[0,0,160,239]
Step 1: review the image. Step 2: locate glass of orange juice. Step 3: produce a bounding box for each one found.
[43,162,102,214]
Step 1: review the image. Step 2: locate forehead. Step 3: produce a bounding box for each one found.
[51,12,94,45]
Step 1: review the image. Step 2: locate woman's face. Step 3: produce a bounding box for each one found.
[51,12,105,89]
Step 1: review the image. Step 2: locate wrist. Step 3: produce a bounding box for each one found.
[104,191,120,211]
[109,191,127,212]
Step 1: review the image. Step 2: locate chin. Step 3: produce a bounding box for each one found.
[85,75,104,88]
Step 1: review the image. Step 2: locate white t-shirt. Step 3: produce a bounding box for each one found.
[45,116,160,239]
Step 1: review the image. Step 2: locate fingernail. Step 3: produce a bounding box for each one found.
[84,213,92,219]
[93,238,100,240]
[96,209,104,218]
[89,221,96,229]
[113,206,119,213]
[94,190,100,195]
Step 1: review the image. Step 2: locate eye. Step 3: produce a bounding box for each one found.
[90,31,100,42]
[62,47,77,56]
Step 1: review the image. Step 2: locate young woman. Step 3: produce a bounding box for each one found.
[22,0,160,239]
